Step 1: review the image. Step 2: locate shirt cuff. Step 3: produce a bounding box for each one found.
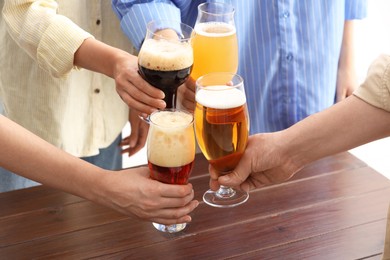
[116,2,181,50]
[37,15,93,77]
[345,0,368,20]
[353,54,390,112]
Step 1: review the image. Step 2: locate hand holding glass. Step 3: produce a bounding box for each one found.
[138,20,194,108]
[194,72,250,208]
[147,109,195,232]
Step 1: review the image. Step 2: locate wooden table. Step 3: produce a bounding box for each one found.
[1,152,390,259]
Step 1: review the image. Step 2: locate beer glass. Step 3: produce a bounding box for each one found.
[147,109,196,232]
[138,20,194,108]
[191,2,238,81]
[194,72,249,208]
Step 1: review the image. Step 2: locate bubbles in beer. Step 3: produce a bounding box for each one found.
[148,111,195,167]
[138,39,193,71]
[194,22,236,37]
[196,85,246,109]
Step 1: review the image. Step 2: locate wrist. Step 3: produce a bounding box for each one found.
[276,128,313,175]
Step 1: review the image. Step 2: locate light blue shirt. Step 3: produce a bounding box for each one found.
[113,0,367,133]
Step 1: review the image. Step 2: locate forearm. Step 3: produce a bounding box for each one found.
[338,21,356,75]
[336,21,359,100]
[282,96,390,168]
[74,38,132,79]
[0,115,104,201]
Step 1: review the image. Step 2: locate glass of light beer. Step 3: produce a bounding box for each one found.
[138,20,194,108]
[147,109,196,232]
[191,2,238,81]
[194,72,249,208]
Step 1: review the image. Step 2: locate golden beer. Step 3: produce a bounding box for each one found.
[191,22,238,81]
[194,86,249,174]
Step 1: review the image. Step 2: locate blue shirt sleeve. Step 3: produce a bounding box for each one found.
[112,0,182,50]
[345,0,368,20]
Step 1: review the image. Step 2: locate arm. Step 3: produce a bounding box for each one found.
[112,0,182,50]
[213,95,390,192]
[213,54,390,191]
[336,0,368,102]
[336,21,359,102]
[3,0,165,114]
[0,115,198,224]
[74,38,165,114]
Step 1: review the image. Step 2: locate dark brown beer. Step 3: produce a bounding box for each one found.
[138,39,193,108]
[138,65,192,108]
[195,86,249,173]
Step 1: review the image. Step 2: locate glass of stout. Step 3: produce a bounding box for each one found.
[138,20,194,109]
[147,109,195,233]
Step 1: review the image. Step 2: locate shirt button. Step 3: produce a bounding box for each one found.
[282,11,290,18]
[94,88,100,94]
[286,53,293,61]
[96,19,101,25]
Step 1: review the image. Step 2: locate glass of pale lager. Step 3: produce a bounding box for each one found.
[191,2,238,81]
[194,72,250,208]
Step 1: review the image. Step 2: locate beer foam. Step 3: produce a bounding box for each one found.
[196,86,246,109]
[194,22,236,37]
[139,39,193,71]
[147,111,195,167]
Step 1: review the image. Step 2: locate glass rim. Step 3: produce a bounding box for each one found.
[197,2,235,16]
[196,72,244,90]
[149,108,194,129]
[146,19,194,41]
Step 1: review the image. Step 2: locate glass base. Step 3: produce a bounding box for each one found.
[203,186,249,208]
[152,222,187,233]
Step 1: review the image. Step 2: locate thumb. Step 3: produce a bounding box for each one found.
[218,159,250,187]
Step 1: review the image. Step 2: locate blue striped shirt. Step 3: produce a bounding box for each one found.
[112,0,367,133]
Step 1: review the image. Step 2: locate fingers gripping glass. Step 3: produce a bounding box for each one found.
[138,20,194,110]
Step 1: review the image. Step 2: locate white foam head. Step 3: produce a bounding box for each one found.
[139,39,193,71]
[147,110,195,167]
[194,22,236,37]
[196,85,246,109]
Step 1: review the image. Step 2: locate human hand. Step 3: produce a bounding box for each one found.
[120,109,149,157]
[99,167,199,225]
[113,53,166,115]
[209,133,302,192]
[177,77,196,112]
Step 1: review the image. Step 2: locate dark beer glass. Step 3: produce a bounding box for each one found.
[194,72,250,208]
[138,20,194,108]
[147,109,195,233]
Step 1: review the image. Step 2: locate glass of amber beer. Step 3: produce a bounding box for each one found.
[147,109,196,232]
[191,2,238,81]
[138,20,194,108]
[194,72,249,208]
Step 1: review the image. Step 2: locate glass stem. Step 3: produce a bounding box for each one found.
[215,185,236,199]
